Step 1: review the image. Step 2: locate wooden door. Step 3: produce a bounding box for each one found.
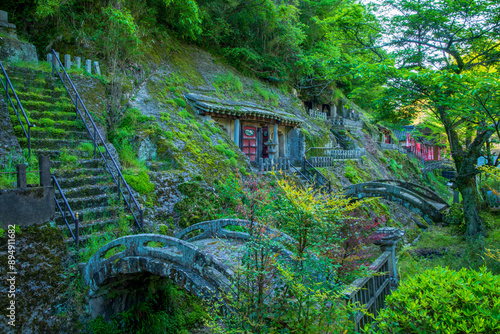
[242,126,257,161]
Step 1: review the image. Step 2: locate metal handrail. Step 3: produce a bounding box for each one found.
[303,159,331,192]
[52,174,78,244]
[50,50,143,229]
[0,59,34,159]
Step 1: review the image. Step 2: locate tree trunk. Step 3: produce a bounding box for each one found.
[455,173,482,236]
[442,108,492,237]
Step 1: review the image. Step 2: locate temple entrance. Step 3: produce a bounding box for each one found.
[242,126,258,161]
[241,125,269,162]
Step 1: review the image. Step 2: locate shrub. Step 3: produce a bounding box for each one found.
[124,171,155,196]
[174,98,187,107]
[366,267,500,333]
[445,203,465,234]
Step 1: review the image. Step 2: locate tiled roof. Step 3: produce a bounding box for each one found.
[185,93,302,126]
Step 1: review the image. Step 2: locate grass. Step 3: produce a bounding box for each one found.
[397,220,500,282]
[0,151,39,188]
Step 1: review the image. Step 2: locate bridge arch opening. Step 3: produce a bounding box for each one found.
[88,272,206,330]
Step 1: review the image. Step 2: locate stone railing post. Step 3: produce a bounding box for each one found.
[17,164,27,188]
[85,59,92,74]
[372,227,405,288]
[39,155,51,187]
[75,56,81,69]
[64,54,71,69]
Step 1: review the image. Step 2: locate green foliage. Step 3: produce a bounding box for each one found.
[124,171,155,196]
[366,267,500,334]
[212,72,243,97]
[345,160,371,183]
[173,98,187,107]
[252,80,279,106]
[445,203,466,234]
[89,279,207,334]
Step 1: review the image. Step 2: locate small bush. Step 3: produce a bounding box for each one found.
[445,203,465,234]
[174,98,187,107]
[366,266,500,333]
[124,171,155,196]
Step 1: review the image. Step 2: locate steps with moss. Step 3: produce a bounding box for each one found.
[5,65,122,247]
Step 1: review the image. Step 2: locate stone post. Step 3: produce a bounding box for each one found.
[85,59,92,74]
[64,54,71,69]
[234,118,240,147]
[93,61,101,76]
[453,190,460,204]
[75,57,81,69]
[47,53,53,64]
[39,155,51,187]
[0,11,7,23]
[373,227,405,287]
[17,164,27,189]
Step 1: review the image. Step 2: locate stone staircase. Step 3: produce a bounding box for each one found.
[6,66,119,244]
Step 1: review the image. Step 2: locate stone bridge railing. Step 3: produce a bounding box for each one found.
[310,149,366,166]
[344,182,447,224]
[379,143,399,150]
[422,160,455,175]
[332,118,364,130]
[343,251,392,332]
[84,234,234,303]
[373,179,448,207]
[259,157,291,172]
[309,109,328,120]
[176,218,295,246]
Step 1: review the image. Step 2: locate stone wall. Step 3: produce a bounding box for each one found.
[0,187,55,228]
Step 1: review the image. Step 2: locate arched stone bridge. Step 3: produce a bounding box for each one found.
[422,160,456,175]
[343,179,449,224]
[84,219,294,318]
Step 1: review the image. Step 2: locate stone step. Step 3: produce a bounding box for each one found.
[16,91,58,104]
[23,110,78,122]
[62,184,118,199]
[54,205,113,224]
[12,115,80,130]
[9,79,55,91]
[22,100,75,113]
[51,158,104,170]
[58,218,118,239]
[20,138,90,150]
[14,87,65,99]
[54,174,110,188]
[32,148,93,160]
[59,193,112,211]
[13,125,83,139]
[51,167,108,179]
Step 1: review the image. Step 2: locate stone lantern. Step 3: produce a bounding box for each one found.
[372,227,405,287]
[266,140,278,160]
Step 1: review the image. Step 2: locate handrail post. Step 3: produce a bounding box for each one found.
[140,204,144,229]
[52,51,55,77]
[93,125,96,159]
[28,125,31,160]
[75,212,79,247]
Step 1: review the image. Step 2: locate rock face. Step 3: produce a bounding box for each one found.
[0,37,38,63]
[0,10,38,63]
